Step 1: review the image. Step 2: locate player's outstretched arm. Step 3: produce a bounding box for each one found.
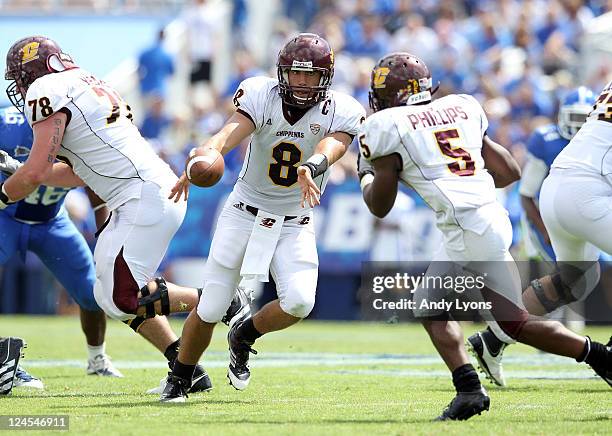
[298,132,353,208]
[361,153,402,218]
[482,135,521,188]
[169,111,255,202]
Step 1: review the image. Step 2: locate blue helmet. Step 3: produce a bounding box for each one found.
[557,86,596,140]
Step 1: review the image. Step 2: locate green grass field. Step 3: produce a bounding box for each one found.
[0,316,610,435]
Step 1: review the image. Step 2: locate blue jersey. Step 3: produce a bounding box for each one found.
[526,123,569,169]
[0,106,69,222]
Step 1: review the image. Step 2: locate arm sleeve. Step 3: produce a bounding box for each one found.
[24,75,72,126]
[231,76,275,131]
[518,153,548,197]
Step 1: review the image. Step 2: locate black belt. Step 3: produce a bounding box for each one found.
[244,204,296,221]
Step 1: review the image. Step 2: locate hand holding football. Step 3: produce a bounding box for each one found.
[185,147,224,188]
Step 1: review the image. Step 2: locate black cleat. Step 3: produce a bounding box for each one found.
[159,374,190,403]
[227,322,257,391]
[148,364,212,394]
[591,336,612,388]
[221,286,253,327]
[435,387,490,421]
[190,365,213,393]
[0,337,25,395]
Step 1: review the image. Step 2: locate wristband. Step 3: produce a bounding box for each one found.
[302,153,329,178]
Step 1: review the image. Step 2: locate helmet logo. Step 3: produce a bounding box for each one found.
[291,60,313,70]
[21,42,40,65]
[373,67,390,88]
[329,49,334,65]
[407,79,419,94]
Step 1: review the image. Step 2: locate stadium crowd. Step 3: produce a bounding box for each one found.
[1,0,611,316]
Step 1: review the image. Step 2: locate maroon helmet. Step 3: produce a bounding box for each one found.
[277,33,334,108]
[369,52,433,112]
[5,36,76,111]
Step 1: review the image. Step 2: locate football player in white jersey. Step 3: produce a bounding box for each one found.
[160,33,365,402]
[468,81,612,390]
[0,36,250,392]
[358,52,611,420]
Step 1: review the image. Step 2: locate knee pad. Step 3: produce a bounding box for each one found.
[123,316,147,333]
[196,280,236,323]
[279,292,316,319]
[530,262,600,313]
[558,261,600,302]
[138,277,170,319]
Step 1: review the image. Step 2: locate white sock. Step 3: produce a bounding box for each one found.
[87,343,106,360]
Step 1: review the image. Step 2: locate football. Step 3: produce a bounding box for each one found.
[185,147,224,188]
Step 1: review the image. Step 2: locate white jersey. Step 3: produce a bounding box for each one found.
[231,76,365,216]
[24,68,177,210]
[552,81,612,176]
[361,94,504,238]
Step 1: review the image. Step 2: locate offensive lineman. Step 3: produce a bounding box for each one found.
[160,33,365,402]
[0,36,249,393]
[0,105,122,382]
[467,87,600,387]
[469,82,612,389]
[358,52,611,420]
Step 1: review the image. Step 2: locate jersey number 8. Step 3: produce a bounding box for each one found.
[269,142,302,187]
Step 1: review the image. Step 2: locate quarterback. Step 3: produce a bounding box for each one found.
[160,33,365,402]
[358,52,611,420]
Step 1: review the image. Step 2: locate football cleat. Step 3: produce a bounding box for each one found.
[13,366,44,390]
[0,337,25,395]
[435,387,490,421]
[159,374,189,404]
[221,286,253,327]
[227,322,257,391]
[87,354,124,377]
[466,331,507,387]
[147,365,212,394]
[591,336,611,388]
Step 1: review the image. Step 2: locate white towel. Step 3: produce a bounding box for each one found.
[240,210,284,282]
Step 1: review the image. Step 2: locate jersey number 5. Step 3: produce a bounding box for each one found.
[434,129,475,176]
[269,142,302,187]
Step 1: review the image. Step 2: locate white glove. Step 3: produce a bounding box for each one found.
[0,150,23,175]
